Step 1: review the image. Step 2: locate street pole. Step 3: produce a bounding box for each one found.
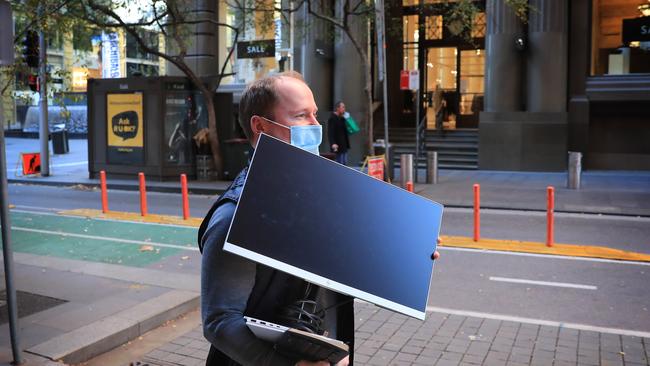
[38,9,49,176]
[0,2,23,363]
[0,71,23,366]
[414,88,420,183]
[375,0,390,178]
[289,0,294,71]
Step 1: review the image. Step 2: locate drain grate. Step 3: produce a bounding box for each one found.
[0,290,67,325]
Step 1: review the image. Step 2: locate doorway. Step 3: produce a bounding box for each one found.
[424,47,484,130]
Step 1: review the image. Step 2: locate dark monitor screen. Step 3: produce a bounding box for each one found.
[224,134,443,319]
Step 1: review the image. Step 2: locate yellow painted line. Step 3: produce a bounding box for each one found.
[58,209,650,262]
[439,235,650,262]
[60,208,203,228]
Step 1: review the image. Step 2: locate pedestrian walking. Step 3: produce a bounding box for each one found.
[327,101,350,165]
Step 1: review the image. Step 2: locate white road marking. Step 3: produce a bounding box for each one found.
[488,276,597,290]
[11,226,198,251]
[439,246,650,266]
[422,305,650,338]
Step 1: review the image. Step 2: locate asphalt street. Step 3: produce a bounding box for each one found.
[8,183,650,253]
[5,183,650,340]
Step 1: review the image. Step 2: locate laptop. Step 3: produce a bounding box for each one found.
[225,133,443,320]
[245,317,349,363]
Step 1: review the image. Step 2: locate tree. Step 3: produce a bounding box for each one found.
[76,0,240,179]
[3,0,241,179]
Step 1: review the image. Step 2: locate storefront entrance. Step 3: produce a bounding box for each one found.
[423,47,484,130]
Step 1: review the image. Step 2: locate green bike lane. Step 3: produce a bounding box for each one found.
[5,210,198,267]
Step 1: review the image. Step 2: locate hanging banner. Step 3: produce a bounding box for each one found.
[101,32,122,78]
[368,156,385,181]
[107,93,144,164]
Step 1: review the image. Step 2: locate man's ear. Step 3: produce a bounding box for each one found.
[250,115,264,136]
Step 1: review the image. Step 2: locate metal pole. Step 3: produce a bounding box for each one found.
[400,154,413,189]
[0,85,23,365]
[414,90,418,184]
[38,15,49,176]
[376,0,390,179]
[427,151,438,184]
[567,151,582,189]
[289,0,294,71]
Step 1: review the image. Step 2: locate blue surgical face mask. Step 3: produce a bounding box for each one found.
[259,116,322,155]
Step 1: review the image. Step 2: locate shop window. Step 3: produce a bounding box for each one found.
[426,16,444,40]
[591,0,650,75]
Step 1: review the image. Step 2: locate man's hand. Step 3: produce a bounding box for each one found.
[296,355,349,366]
[335,356,350,366]
[431,237,441,260]
[331,144,339,152]
[295,361,328,366]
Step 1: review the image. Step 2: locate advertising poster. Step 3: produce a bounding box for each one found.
[107,93,144,164]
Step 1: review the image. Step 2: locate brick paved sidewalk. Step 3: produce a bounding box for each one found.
[134,302,650,366]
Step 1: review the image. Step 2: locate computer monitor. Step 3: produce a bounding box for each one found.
[224,134,443,320]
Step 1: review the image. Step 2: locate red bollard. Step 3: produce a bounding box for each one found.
[473,184,480,242]
[100,170,108,213]
[547,186,554,247]
[181,174,189,220]
[406,181,414,192]
[139,172,147,216]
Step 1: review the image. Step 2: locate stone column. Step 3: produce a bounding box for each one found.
[166,0,218,77]
[527,0,568,112]
[484,0,524,112]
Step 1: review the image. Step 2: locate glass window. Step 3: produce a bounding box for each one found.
[403,44,419,70]
[471,12,486,38]
[425,16,443,40]
[126,30,158,61]
[459,49,484,117]
[403,15,419,43]
[591,0,650,75]
[218,1,289,85]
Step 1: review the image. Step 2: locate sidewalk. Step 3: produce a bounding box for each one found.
[134,300,650,366]
[0,253,199,365]
[5,137,650,216]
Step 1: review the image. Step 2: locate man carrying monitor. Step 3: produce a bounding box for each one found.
[199,71,440,366]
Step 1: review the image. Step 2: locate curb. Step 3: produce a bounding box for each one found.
[25,290,199,364]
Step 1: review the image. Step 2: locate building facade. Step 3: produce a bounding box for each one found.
[386,0,650,171]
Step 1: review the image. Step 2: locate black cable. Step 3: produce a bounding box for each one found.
[277,283,326,335]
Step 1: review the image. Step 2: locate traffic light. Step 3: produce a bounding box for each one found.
[28,74,38,92]
[22,30,39,68]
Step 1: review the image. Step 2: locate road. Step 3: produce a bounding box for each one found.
[5,183,650,336]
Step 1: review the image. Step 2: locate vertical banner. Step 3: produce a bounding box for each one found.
[107,93,144,164]
[101,32,122,78]
[368,156,385,181]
